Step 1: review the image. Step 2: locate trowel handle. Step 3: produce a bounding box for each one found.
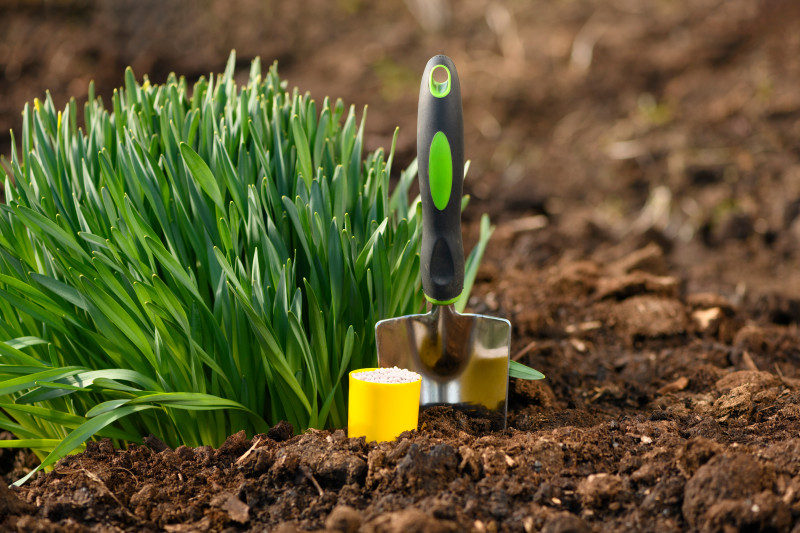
[417,55,465,305]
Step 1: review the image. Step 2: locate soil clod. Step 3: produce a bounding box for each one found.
[267,421,295,442]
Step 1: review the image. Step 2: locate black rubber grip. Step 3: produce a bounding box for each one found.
[417,55,465,304]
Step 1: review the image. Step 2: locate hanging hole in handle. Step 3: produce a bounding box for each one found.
[429,65,451,98]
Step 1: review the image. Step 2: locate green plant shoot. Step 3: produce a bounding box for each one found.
[0,51,507,484]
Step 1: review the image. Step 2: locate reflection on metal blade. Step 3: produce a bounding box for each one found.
[376,305,511,429]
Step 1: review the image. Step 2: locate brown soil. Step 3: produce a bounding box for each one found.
[4,246,800,532]
[4,0,800,531]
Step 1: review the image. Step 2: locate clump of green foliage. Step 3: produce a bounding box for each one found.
[0,52,494,483]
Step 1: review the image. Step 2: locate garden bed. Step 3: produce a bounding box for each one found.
[3,241,800,532]
[4,0,800,531]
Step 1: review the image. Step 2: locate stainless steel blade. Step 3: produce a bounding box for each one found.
[375,305,511,429]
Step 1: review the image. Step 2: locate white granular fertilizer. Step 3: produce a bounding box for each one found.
[353,367,421,384]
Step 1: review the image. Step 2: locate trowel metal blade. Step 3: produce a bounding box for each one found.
[375,305,511,429]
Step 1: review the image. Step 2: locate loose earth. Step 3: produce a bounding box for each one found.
[2,244,800,532]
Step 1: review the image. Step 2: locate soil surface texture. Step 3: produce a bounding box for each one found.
[4,0,800,531]
[4,244,800,532]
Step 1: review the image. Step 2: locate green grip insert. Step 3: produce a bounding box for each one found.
[429,131,452,210]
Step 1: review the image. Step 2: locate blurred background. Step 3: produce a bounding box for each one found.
[2,0,800,312]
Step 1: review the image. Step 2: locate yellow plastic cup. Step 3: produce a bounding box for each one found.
[347,368,421,442]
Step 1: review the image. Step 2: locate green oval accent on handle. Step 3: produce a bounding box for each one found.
[429,131,452,210]
[429,65,451,98]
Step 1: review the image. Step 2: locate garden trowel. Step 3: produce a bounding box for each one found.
[375,55,511,430]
